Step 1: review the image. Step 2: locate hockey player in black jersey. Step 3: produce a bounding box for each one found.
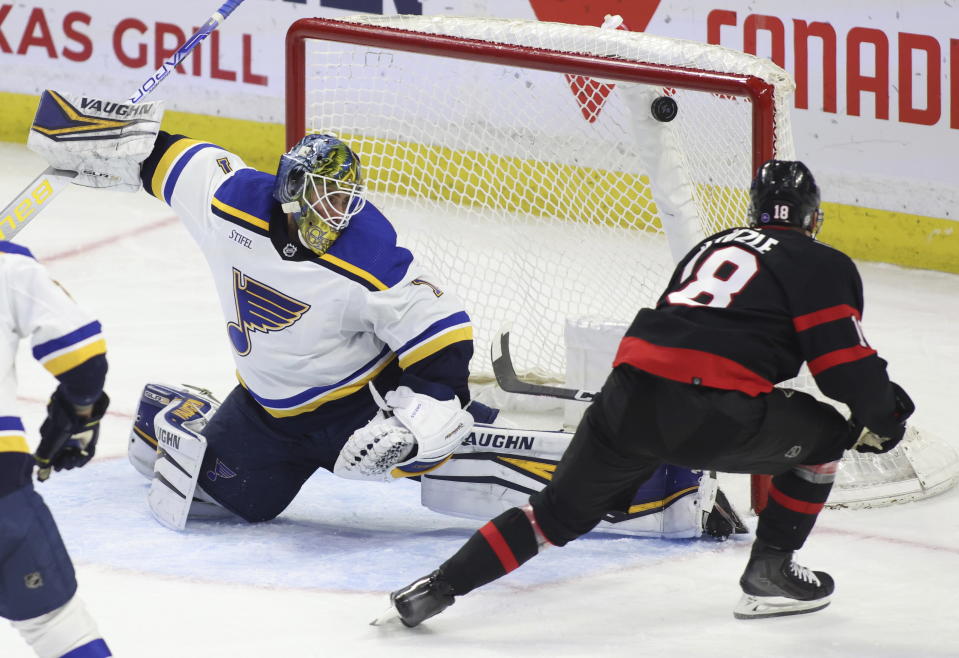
[384,160,915,625]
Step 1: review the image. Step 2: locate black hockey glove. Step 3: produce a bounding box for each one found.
[35,389,110,482]
[848,383,915,454]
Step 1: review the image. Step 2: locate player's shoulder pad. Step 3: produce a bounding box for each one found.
[0,242,36,261]
[321,202,414,292]
[210,169,276,237]
[806,235,858,271]
[140,131,231,203]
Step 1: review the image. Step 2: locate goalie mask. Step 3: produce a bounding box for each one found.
[748,159,823,237]
[273,134,367,255]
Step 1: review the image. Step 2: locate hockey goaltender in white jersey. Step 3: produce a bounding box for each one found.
[27,89,742,540]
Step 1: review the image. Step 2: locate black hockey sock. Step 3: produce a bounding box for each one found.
[756,461,837,551]
[439,507,543,596]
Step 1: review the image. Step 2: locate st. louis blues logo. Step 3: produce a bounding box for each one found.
[227,268,310,356]
[206,459,237,482]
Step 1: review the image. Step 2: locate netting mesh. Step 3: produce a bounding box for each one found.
[299,15,795,380]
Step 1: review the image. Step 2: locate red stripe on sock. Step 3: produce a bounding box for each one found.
[479,522,520,572]
[768,485,825,515]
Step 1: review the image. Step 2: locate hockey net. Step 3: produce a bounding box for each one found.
[286,15,957,511]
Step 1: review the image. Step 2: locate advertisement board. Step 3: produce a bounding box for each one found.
[0,1,956,268]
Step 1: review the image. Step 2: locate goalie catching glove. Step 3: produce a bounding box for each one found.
[35,388,110,482]
[27,89,163,192]
[334,385,473,482]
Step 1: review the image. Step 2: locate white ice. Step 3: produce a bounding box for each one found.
[0,144,957,657]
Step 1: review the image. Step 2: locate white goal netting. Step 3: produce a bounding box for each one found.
[292,14,793,381]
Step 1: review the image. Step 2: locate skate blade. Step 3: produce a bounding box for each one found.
[370,605,401,626]
[734,593,832,620]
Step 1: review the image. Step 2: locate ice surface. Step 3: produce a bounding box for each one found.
[0,144,957,657]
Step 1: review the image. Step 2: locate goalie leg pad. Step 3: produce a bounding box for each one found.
[148,396,214,531]
[422,424,717,539]
[129,383,220,480]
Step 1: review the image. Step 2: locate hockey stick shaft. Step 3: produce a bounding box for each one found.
[128,0,246,104]
[491,331,598,402]
[0,0,247,242]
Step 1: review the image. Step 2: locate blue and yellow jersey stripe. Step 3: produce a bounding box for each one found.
[32,321,106,376]
[239,347,396,418]
[397,312,473,369]
[211,196,270,236]
[0,417,32,492]
[318,203,413,291]
[0,417,28,454]
[210,169,276,237]
[315,252,390,292]
[141,133,221,204]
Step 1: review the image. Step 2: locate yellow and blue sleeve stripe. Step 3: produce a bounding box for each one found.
[140,132,221,204]
[316,252,390,292]
[239,346,396,418]
[0,417,28,454]
[209,170,275,237]
[32,321,106,376]
[317,202,413,291]
[397,312,473,369]
[0,416,33,495]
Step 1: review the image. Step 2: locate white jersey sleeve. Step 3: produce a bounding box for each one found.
[140,131,250,242]
[365,266,472,372]
[0,242,106,422]
[0,244,106,379]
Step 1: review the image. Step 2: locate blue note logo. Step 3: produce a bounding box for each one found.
[226,268,310,356]
[206,459,238,483]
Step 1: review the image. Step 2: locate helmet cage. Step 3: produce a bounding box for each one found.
[300,171,366,232]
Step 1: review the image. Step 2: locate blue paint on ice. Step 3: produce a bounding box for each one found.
[37,459,744,592]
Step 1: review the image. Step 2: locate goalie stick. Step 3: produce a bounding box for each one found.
[492,331,597,402]
[0,0,247,242]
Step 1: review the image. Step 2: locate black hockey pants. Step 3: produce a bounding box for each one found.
[529,364,850,548]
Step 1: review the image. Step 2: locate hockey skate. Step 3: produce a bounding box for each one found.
[376,570,455,628]
[734,541,834,619]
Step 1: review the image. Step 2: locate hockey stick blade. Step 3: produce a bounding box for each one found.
[491,331,597,402]
[370,605,401,626]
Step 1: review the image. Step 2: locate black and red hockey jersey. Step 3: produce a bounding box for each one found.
[614,225,904,437]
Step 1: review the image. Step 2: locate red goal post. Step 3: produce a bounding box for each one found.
[286,17,779,168]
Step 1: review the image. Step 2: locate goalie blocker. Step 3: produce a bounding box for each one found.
[129,383,744,539]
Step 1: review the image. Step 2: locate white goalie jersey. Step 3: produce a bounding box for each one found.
[139,133,473,418]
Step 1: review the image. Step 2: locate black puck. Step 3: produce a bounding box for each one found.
[651,96,678,122]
